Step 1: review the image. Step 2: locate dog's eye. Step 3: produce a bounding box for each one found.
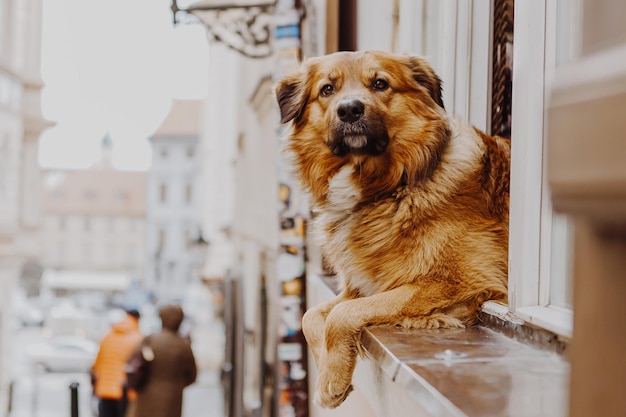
[372,79,389,91]
[320,84,334,97]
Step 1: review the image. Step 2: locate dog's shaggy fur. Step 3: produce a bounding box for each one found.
[275,51,510,409]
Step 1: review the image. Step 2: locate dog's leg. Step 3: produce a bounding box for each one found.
[315,282,464,408]
[301,294,348,366]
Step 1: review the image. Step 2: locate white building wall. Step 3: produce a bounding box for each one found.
[145,135,201,302]
[235,69,280,415]
[197,35,278,413]
[200,43,241,279]
[42,214,145,273]
[0,0,46,410]
[0,114,23,236]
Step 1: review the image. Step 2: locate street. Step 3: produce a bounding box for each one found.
[9,327,224,417]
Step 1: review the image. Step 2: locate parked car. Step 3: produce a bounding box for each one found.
[26,336,98,373]
[15,303,45,327]
[42,301,101,340]
[11,290,45,327]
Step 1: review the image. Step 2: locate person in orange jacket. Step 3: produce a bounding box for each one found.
[91,309,143,417]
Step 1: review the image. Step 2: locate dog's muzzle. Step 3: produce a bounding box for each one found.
[328,99,389,156]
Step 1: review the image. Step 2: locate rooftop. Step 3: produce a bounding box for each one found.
[153,100,203,137]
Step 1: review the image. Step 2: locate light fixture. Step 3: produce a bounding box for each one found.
[171,0,276,59]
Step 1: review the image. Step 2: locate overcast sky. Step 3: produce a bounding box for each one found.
[38,0,210,171]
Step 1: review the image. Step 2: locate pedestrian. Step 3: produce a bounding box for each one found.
[91,309,143,417]
[127,304,197,417]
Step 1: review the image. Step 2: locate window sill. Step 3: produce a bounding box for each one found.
[514,305,573,339]
[307,274,570,417]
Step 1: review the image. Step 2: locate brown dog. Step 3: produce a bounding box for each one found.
[275,51,509,409]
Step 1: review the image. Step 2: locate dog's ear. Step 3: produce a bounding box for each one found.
[407,56,445,110]
[275,72,307,124]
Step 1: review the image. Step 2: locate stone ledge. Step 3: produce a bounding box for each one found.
[308,274,570,417]
[360,325,569,417]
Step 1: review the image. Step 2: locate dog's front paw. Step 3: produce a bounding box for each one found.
[314,370,354,408]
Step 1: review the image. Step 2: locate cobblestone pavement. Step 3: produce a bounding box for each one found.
[8,370,223,417]
[183,371,224,417]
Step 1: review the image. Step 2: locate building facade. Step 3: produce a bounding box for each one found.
[40,136,147,291]
[0,0,48,410]
[145,100,203,303]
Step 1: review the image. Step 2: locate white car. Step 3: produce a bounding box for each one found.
[26,336,98,373]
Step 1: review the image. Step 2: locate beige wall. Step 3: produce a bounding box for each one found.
[548,1,626,416]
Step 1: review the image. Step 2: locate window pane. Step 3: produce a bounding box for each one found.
[549,215,573,308]
[82,244,91,266]
[158,229,166,252]
[491,0,514,138]
[546,0,581,310]
[424,1,441,69]
[160,184,167,203]
[186,184,192,204]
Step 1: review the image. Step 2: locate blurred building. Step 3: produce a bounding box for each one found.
[40,135,147,292]
[145,100,203,303]
[0,0,49,411]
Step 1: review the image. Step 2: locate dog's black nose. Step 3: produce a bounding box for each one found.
[337,99,364,123]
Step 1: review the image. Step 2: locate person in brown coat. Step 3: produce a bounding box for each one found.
[128,304,197,417]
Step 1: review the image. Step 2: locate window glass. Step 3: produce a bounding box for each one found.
[83,190,96,201]
[549,214,573,308]
[82,244,91,266]
[491,0,514,138]
[0,3,5,57]
[160,183,167,203]
[128,218,136,232]
[503,0,576,335]
[12,1,27,71]
[0,76,9,106]
[126,245,135,267]
[106,244,115,264]
[57,244,66,267]
[158,229,166,252]
[0,133,9,202]
[117,190,129,203]
[545,0,581,310]
[424,1,441,74]
[185,183,193,204]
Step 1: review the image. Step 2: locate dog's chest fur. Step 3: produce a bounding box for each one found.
[312,123,491,298]
[312,166,381,294]
[313,165,427,297]
[313,166,361,266]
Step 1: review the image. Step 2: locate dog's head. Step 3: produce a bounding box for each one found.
[276,51,451,203]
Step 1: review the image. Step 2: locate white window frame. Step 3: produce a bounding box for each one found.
[392,0,492,129]
[361,0,575,338]
[505,0,575,338]
[398,0,576,338]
